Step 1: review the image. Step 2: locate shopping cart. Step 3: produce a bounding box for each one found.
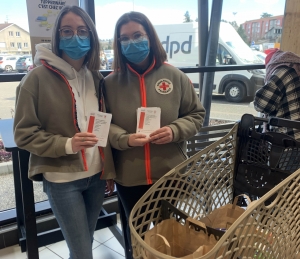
[234,113,300,203]
[129,114,300,259]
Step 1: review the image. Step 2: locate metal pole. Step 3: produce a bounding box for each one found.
[201,0,223,126]
[198,0,209,101]
[79,0,96,24]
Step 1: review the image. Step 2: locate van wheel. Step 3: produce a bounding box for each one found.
[224,81,246,102]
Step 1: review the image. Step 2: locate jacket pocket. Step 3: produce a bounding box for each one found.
[174,142,187,160]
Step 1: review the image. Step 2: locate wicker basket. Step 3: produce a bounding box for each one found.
[129,123,300,259]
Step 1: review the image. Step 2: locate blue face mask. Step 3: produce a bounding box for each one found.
[59,35,90,60]
[121,39,150,64]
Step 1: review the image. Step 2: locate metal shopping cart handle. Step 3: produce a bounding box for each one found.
[269,117,300,129]
[238,114,300,138]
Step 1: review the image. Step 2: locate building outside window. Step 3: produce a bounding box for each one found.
[24,42,28,47]
[0,23,31,55]
[17,42,21,49]
[10,42,14,47]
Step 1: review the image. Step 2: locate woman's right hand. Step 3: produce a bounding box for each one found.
[71,132,98,153]
[128,133,150,147]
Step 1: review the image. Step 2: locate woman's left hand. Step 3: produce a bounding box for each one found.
[149,126,174,144]
[105,179,115,196]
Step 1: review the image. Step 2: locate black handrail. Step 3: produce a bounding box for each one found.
[0,64,265,83]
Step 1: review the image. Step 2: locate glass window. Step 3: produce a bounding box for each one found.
[216,44,236,65]
[0,0,35,215]
[0,0,287,218]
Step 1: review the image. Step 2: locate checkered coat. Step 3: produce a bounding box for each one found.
[254,66,300,140]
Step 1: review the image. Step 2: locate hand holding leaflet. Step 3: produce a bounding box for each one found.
[136,107,161,137]
[87,112,112,147]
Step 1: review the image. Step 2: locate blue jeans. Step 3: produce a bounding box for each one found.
[43,173,106,259]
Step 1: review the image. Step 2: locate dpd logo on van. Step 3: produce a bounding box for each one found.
[155,79,173,94]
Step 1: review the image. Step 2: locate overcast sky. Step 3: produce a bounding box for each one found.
[0,0,286,39]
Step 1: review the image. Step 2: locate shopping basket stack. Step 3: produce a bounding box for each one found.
[129,114,300,259]
[234,113,300,202]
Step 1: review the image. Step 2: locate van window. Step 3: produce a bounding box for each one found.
[217,44,236,65]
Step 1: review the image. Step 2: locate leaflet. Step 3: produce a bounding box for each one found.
[136,107,161,137]
[87,112,112,147]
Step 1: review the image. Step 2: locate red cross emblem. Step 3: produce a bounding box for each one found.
[159,82,169,91]
[155,78,173,94]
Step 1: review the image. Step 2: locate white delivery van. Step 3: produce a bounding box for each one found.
[154,22,265,102]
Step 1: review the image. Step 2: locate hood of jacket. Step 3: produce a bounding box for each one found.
[266,49,300,82]
[34,43,77,80]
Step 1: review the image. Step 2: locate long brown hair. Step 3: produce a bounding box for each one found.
[112,11,167,73]
[51,5,100,71]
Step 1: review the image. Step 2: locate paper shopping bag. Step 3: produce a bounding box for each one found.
[199,195,250,231]
[144,217,219,259]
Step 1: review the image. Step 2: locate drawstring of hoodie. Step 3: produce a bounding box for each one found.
[72,67,87,121]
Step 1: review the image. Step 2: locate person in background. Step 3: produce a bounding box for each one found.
[253,48,300,140]
[104,11,205,258]
[13,5,115,259]
[100,50,108,70]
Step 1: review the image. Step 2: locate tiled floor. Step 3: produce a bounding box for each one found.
[0,215,125,259]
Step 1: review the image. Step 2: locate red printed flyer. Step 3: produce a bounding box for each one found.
[136,107,161,137]
[87,112,112,147]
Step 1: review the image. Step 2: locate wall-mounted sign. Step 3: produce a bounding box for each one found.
[26,0,79,57]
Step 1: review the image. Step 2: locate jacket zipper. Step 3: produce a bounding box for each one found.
[128,60,156,185]
[41,60,88,171]
[99,91,105,178]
